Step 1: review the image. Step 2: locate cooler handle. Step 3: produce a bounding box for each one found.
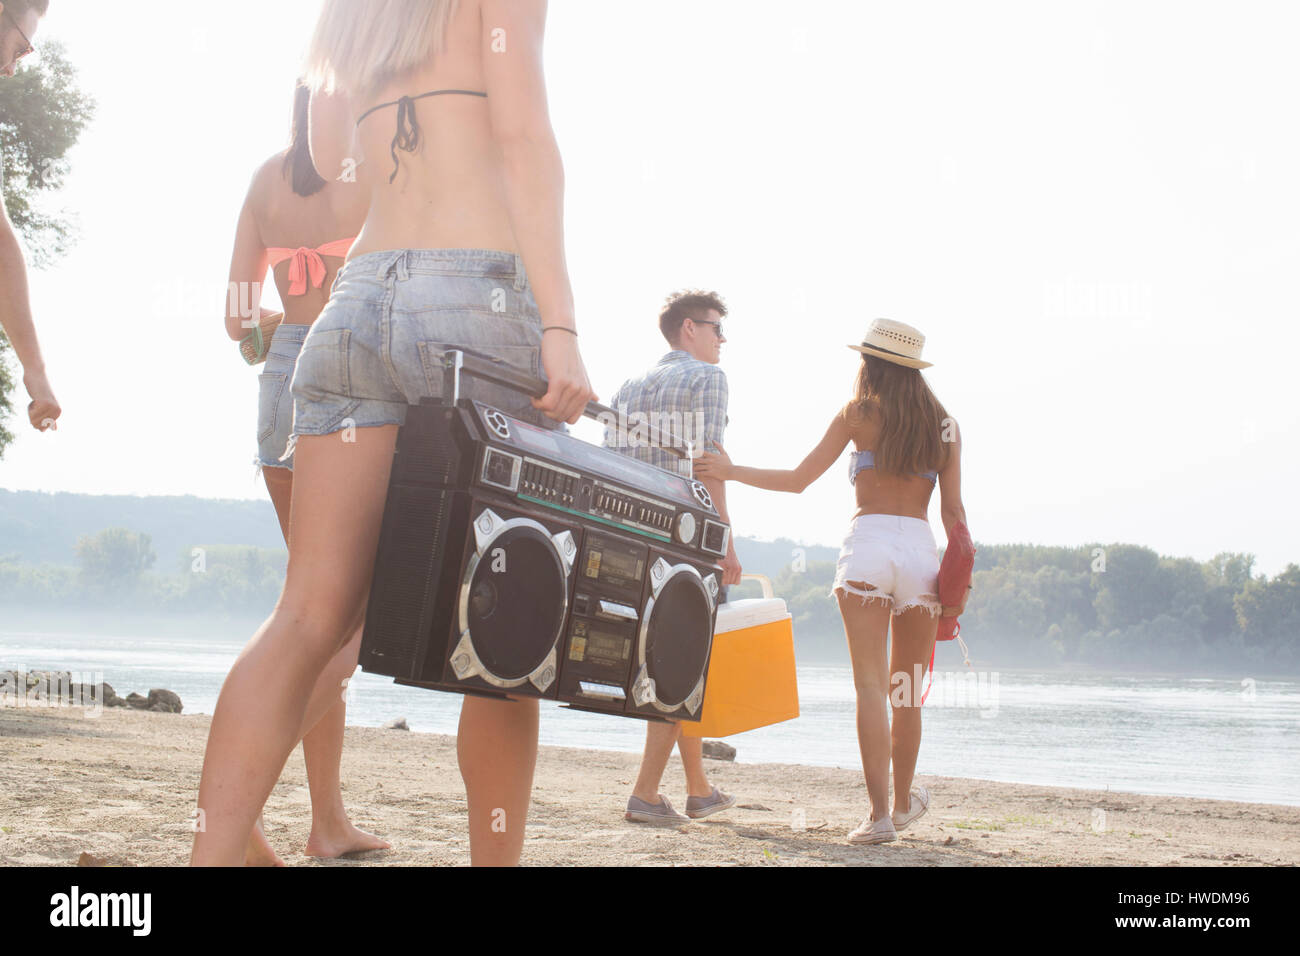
[740,573,775,599]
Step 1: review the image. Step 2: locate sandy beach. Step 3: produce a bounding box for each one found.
[1,704,1296,867]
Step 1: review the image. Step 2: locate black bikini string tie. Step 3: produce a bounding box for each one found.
[355,89,489,185]
[388,95,421,184]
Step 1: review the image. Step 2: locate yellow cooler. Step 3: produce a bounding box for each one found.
[681,574,799,738]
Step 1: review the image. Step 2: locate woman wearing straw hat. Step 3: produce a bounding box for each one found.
[694,318,969,845]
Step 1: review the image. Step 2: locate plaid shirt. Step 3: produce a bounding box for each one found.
[603,350,729,475]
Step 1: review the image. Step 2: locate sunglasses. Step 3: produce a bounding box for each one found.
[4,10,33,61]
[692,319,725,338]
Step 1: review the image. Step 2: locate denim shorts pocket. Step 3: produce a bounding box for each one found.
[394,272,522,319]
[292,328,352,399]
[256,372,288,444]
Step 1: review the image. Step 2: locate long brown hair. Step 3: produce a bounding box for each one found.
[844,355,951,476]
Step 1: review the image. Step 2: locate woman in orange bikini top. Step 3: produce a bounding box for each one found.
[219,80,379,867]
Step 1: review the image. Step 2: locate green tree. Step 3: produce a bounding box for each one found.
[0,40,95,265]
[1203,552,1257,638]
[75,528,156,588]
[0,328,14,455]
[1205,552,1256,591]
[1094,545,1163,630]
[1235,564,1300,650]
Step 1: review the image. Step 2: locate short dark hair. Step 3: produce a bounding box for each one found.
[8,0,50,18]
[658,289,727,345]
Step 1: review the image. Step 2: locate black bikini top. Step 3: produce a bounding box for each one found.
[355,89,488,184]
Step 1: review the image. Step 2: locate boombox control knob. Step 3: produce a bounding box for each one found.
[690,480,713,510]
[484,408,511,439]
[676,512,696,544]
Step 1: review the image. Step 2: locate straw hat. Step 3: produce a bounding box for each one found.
[848,318,932,369]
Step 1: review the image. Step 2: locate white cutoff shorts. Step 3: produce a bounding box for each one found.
[830,514,941,616]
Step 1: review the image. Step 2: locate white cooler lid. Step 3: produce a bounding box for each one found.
[714,597,791,634]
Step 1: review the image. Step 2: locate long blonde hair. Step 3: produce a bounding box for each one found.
[844,355,952,477]
[304,0,461,98]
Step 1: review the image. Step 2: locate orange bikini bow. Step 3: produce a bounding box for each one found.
[285,247,328,297]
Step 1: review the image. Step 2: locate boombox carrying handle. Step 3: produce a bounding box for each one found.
[442,349,692,461]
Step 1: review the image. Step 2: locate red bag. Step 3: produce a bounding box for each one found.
[921,521,974,704]
[936,521,975,641]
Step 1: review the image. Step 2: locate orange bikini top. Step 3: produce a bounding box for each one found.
[265,237,357,296]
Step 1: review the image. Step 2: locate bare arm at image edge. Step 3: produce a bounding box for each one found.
[0,190,60,431]
[481,0,573,329]
[481,0,593,423]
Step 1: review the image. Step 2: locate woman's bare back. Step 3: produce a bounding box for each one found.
[251,153,368,325]
[344,0,519,256]
[847,400,940,521]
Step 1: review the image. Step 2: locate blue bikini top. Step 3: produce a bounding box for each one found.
[848,448,938,485]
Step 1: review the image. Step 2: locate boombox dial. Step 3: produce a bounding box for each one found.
[676,512,696,544]
[484,408,511,440]
[690,480,713,510]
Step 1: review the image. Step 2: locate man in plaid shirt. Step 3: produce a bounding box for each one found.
[603,290,742,825]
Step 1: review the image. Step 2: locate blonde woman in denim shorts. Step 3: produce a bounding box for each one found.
[695,319,970,846]
[223,81,383,865]
[195,0,596,867]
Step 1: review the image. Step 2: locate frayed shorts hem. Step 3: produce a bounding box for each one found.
[253,455,293,476]
[831,582,941,617]
[829,513,941,615]
[278,416,406,464]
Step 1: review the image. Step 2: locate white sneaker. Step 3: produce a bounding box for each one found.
[891,785,931,831]
[847,815,898,845]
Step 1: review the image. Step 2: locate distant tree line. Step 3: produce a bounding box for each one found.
[1,531,1296,674]
[728,543,1298,672]
[0,527,285,616]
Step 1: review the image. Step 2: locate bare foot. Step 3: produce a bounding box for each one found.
[304,822,391,859]
[245,819,286,867]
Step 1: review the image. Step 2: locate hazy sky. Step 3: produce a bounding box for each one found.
[4,1,1298,575]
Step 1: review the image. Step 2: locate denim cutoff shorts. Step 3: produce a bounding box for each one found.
[281,248,563,462]
[830,514,941,616]
[255,322,311,473]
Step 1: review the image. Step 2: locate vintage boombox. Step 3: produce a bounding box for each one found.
[358,351,730,721]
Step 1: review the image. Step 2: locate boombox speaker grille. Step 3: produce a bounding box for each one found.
[463,525,568,681]
[644,573,712,707]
